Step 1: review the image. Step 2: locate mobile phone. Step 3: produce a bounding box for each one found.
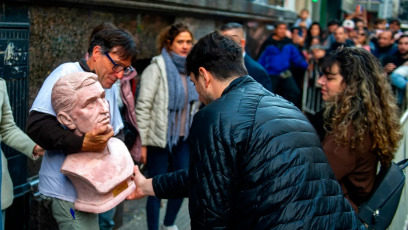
[356,4,363,13]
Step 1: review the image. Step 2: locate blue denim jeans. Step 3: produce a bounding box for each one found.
[146,138,190,230]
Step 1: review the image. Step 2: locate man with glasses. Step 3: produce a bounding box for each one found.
[26,27,137,230]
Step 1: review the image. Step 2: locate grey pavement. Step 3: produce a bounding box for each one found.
[118,198,191,230]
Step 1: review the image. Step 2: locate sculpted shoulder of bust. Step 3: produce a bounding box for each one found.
[52,72,135,213]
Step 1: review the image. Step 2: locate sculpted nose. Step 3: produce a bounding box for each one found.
[99,98,110,114]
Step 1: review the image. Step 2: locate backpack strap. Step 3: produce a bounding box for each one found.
[397,159,408,170]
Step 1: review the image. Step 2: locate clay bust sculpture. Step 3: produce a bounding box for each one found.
[51,72,135,213]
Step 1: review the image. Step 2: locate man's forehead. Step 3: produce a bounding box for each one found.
[222,28,244,38]
[380,31,392,39]
[108,46,132,62]
[399,38,408,45]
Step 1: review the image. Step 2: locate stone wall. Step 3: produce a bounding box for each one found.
[27,3,284,107]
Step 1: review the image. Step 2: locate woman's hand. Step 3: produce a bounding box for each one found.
[32,144,44,159]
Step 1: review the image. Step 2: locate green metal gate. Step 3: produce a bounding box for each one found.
[0,3,31,230]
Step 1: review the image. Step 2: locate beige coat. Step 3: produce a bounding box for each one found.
[0,78,36,210]
[136,55,169,148]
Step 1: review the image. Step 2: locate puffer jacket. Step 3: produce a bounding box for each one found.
[136,55,169,148]
[154,76,359,229]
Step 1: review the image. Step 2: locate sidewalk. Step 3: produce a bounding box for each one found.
[118,198,191,230]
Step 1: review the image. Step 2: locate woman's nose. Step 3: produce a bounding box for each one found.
[317,75,325,86]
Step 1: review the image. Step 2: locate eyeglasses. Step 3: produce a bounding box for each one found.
[359,33,366,36]
[104,52,133,75]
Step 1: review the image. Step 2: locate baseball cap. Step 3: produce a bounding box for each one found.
[342,19,355,30]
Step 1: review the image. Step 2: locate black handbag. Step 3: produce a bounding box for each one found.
[358,159,408,230]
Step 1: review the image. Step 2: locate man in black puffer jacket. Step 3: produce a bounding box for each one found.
[128,31,361,230]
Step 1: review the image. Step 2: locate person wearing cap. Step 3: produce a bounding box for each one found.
[342,20,357,41]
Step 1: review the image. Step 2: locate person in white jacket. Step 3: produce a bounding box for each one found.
[135,23,200,230]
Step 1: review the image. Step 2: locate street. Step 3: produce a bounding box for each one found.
[118,198,191,230]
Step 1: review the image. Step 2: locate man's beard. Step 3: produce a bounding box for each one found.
[400,51,408,57]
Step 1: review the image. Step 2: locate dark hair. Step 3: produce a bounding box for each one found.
[274,21,287,28]
[379,29,395,39]
[88,28,137,63]
[186,31,248,81]
[306,22,323,48]
[157,23,194,53]
[327,20,340,27]
[88,23,116,43]
[220,22,244,32]
[321,47,401,166]
[354,18,364,25]
[398,34,408,43]
[375,18,386,25]
[389,18,401,26]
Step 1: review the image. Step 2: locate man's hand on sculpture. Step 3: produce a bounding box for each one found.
[81,123,114,152]
[127,165,155,200]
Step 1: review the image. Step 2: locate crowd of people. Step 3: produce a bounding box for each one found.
[258,8,408,112]
[0,6,406,230]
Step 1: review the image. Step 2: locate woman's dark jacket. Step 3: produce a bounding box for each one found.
[153,76,359,229]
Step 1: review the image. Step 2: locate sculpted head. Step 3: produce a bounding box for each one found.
[51,72,110,136]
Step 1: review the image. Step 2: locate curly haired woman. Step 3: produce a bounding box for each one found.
[310,47,402,212]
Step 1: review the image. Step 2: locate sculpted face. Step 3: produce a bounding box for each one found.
[70,82,110,135]
[52,72,110,136]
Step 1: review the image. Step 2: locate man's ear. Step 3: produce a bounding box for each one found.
[199,67,211,88]
[241,39,246,50]
[56,112,76,130]
[91,45,103,61]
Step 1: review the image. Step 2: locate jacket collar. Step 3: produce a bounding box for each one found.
[221,75,254,96]
[79,58,95,73]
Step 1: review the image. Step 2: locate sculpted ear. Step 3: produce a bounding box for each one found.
[56,111,76,130]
